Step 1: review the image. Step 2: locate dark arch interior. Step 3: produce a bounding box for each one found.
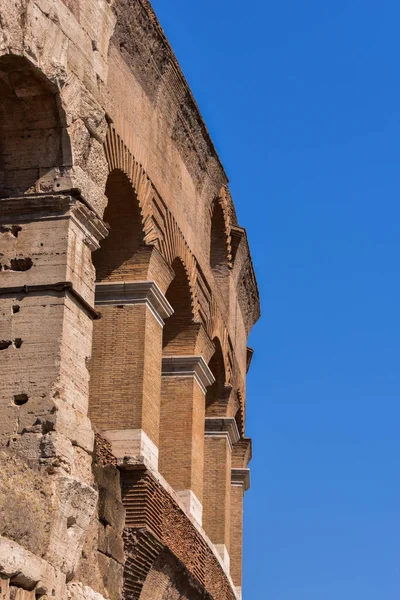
[0,55,66,198]
[162,258,194,350]
[93,169,145,282]
[210,201,229,280]
[206,338,226,414]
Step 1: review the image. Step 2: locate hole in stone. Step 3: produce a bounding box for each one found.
[67,516,76,529]
[11,225,21,237]
[0,225,22,237]
[56,183,60,188]
[14,338,23,348]
[14,393,28,406]
[40,243,44,247]
[12,305,20,314]
[0,340,12,350]
[9,257,33,271]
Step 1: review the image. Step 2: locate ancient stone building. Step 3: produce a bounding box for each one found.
[0,2,260,600]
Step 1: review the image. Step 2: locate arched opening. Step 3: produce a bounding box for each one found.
[209,200,230,297]
[162,258,194,353]
[89,169,150,435]
[0,55,68,198]
[93,169,145,282]
[206,337,227,416]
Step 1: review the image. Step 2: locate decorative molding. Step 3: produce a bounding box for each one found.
[95,281,173,326]
[0,196,108,250]
[205,417,240,449]
[231,468,250,491]
[161,356,215,394]
[0,282,100,321]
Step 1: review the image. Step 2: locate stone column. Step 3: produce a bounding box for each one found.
[202,417,240,571]
[230,439,252,599]
[158,356,215,525]
[89,281,173,470]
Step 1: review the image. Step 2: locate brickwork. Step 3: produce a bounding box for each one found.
[93,170,145,283]
[203,436,232,558]
[121,465,237,600]
[89,303,163,442]
[0,2,260,600]
[229,485,244,590]
[159,375,206,507]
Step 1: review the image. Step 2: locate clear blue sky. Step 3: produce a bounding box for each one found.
[150,2,400,598]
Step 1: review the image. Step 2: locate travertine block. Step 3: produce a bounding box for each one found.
[98,489,125,535]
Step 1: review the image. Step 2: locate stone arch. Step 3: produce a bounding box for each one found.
[93,168,147,282]
[0,54,72,198]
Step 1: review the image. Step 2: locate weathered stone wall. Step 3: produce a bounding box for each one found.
[0,1,259,599]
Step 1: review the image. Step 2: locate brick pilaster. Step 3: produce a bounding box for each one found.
[89,281,173,470]
[158,356,215,525]
[203,417,240,571]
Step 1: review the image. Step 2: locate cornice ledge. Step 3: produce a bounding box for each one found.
[162,356,215,394]
[95,281,173,325]
[205,417,240,449]
[231,468,250,491]
[70,202,109,251]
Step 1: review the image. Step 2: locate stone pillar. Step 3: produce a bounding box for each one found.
[89,281,173,470]
[202,418,240,571]
[158,356,215,525]
[0,194,107,576]
[230,439,252,599]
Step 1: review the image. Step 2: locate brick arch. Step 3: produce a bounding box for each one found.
[158,212,200,319]
[206,337,230,417]
[163,257,197,353]
[93,168,147,282]
[235,390,245,437]
[139,549,204,600]
[104,127,158,245]
[208,305,232,381]
[211,186,233,269]
[104,125,200,320]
